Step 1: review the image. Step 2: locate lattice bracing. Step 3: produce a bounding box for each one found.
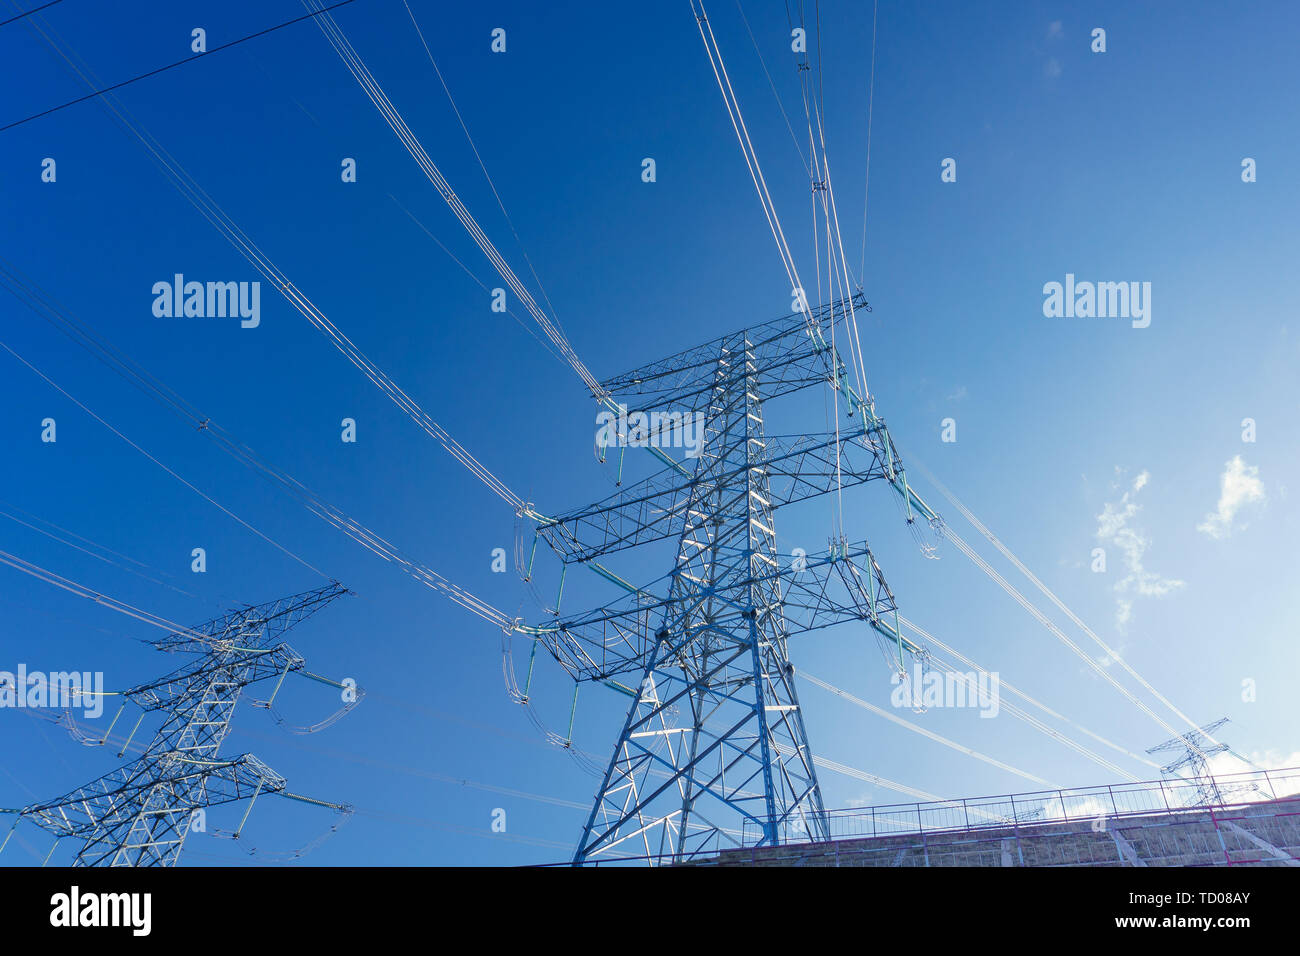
[515,300,940,864]
[4,584,353,867]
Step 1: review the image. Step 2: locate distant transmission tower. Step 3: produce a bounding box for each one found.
[1147,717,1261,807]
[517,294,941,864]
[1,584,356,866]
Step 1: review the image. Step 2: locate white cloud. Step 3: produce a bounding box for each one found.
[1206,750,1300,800]
[1238,749,1300,772]
[1197,456,1265,539]
[1096,470,1184,632]
[1096,640,1127,669]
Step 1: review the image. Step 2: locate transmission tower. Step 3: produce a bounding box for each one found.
[1147,717,1261,807]
[517,294,941,864]
[1,583,356,866]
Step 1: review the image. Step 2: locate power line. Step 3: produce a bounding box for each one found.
[799,670,1057,786]
[3,585,355,866]
[306,2,606,405]
[0,0,358,132]
[705,0,1209,780]
[386,193,568,367]
[0,265,515,630]
[399,0,566,347]
[0,339,333,581]
[0,501,207,601]
[858,0,878,285]
[0,546,214,644]
[906,453,1222,758]
[0,0,61,29]
[900,615,1160,773]
[733,0,811,176]
[5,14,530,515]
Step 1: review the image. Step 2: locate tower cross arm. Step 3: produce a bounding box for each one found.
[15,753,288,839]
[151,582,348,653]
[595,296,857,409]
[539,430,896,562]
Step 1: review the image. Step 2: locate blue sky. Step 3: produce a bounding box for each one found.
[1,0,1298,865]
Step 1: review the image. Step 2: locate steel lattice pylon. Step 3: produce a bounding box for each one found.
[5,583,353,867]
[518,295,942,864]
[1147,717,1265,807]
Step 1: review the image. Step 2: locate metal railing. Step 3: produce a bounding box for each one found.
[537,767,1300,866]
[740,766,1300,847]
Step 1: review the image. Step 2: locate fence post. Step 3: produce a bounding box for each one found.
[1007,794,1025,866]
[963,798,971,831]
